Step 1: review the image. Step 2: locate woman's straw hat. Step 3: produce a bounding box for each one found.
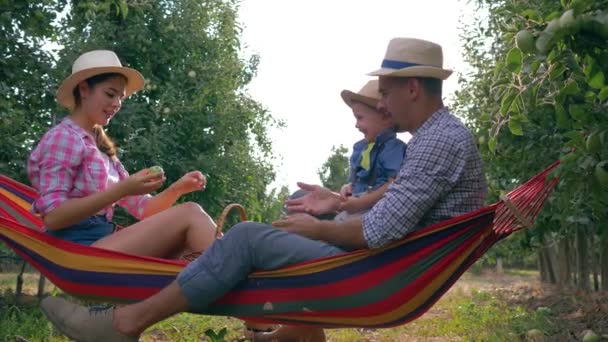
[56,50,145,109]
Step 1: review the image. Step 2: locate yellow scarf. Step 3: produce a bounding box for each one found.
[360,142,375,170]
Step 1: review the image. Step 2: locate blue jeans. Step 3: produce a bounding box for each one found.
[177,222,346,312]
[45,215,114,246]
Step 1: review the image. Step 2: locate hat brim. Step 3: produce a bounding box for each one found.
[340,90,379,109]
[56,66,145,110]
[367,66,453,80]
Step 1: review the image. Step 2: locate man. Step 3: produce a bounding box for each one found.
[40,37,487,342]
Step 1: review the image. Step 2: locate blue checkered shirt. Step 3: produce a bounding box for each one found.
[361,107,487,248]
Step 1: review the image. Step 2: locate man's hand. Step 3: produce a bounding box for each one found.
[272,213,323,240]
[284,182,342,216]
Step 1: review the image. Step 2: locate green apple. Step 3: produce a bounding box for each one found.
[148,165,164,176]
[586,130,602,154]
[594,160,608,187]
[515,30,536,54]
[582,330,600,342]
[545,18,561,34]
[535,32,555,55]
[559,9,578,33]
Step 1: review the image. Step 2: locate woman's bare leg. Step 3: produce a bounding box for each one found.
[93,202,216,258]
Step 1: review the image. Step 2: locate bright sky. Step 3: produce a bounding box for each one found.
[238,0,476,193]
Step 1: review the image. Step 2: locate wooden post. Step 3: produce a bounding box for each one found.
[15,260,26,297]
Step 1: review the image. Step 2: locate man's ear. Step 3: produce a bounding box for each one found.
[407,77,423,100]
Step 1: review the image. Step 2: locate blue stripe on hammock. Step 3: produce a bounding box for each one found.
[233,212,495,290]
[379,218,499,327]
[0,236,176,288]
[0,182,35,204]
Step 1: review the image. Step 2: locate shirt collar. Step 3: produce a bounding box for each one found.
[414,106,449,137]
[354,128,397,148]
[62,117,96,141]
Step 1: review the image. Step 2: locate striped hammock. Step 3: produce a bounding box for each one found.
[0,162,558,328]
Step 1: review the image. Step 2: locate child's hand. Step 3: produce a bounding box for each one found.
[170,171,206,196]
[339,196,362,214]
[339,183,352,199]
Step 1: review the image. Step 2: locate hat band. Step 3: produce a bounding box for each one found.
[381,59,424,69]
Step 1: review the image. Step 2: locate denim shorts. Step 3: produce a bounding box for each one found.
[45,215,115,246]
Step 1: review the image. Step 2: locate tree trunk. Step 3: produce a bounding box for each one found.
[557,237,572,286]
[538,250,547,282]
[601,229,608,291]
[590,235,599,292]
[538,244,556,284]
[576,227,590,290]
[37,273,46,297]
[496,258,504,274]
[15,261,26,297]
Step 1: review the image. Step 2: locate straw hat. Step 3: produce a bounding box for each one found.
[56,50,145,109]
[367,38,452,80]
[341,80,380,109]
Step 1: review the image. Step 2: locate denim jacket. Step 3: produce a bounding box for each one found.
[349,129,407,195]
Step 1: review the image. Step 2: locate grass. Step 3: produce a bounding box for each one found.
[0,270,555,341]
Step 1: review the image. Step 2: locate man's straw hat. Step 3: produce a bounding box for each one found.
[367,38,452,80]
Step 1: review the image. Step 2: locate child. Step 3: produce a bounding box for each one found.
[335,79,407,221]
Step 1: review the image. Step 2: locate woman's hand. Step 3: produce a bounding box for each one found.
[169,171,206,196]
[117,169,166,196]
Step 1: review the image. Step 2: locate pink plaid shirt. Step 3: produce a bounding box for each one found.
[28,117,150,222]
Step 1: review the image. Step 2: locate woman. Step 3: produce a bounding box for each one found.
[28,50,217,259]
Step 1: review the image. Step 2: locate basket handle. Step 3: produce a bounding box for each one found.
[215,203,248,237]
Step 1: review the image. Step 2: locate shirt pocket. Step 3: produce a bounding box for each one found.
[83,147,108,192]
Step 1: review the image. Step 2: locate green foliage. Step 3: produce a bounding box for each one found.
[1,0,286,225]
[454,0,608,269]
[318,145,350,192]
[0,0,64,183]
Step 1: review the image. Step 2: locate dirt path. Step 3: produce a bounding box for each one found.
[455,271,608,341]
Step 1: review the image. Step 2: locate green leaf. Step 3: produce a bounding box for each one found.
[555,103,570,129]
[521,9,541,21]
[500,90,517,116]
[599,87,608,102]
[488,136,497,154]
[562,80,580,95]
[584,55,598,78]
[505,48,523,73]
[118,0,128,20]
[568,104,586,121]
[550,64,567,80]
[530,60,542,74]
[508,117,524,136]
[588,70,605,89]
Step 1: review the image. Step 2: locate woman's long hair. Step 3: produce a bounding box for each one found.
[72,73,126,157]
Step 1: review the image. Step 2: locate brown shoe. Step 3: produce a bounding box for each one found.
[40,296,139,342]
